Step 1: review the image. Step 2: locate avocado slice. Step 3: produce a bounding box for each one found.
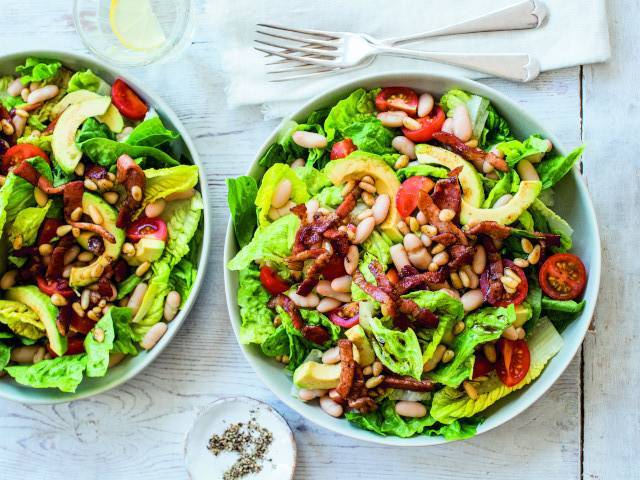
[293,361,341,390]
[415,143,484,207]
[125,237,166,267]
[6,286,67,356]
[70,193,125,288]
[514,303,533,328]
[52,90,124,133]
[344,325,375,366]
[324,151,402,241]
[52,96,112,174]
[460,180,542,226]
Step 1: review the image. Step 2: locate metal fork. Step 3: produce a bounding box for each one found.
[255,0,547,82]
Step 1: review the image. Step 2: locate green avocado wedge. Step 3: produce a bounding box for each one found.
[460,180,542,225]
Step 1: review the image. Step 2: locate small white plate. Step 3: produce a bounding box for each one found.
[184,397,296,480]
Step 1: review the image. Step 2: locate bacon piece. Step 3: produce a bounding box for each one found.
[11,246,38,257]
[348,396,378,413]
[335,186,361,218]
[381,375,435,392]
[417,189,467,245]
[69,222,116,244]
[433,132,508,172]
[368,260,394,293]
[37,177,66,195]
[467,221,512,240]
[431,232,458,246]
[12,161,39,185]
[115,154,145,228]
[353,270,396,306]
[296,251,332,296]
[62,181,84,219]
[301,325,330,344]
[297,213,338,247]
[397,298,439,328]
[398,265,419,278]
[96,276,114,298]
[271,294,303,330]
[395,270,448,294]
[322,228,349,256]
[46,235,75,279]
[345,364,377,413]
[448,244,476,269]
[482,235,506,304]
[56,304,72,336]
[290,203,307,223]
[286,248,327,263]
[336,339,356,399]
[431,168,462,216]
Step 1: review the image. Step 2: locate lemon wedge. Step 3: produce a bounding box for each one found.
[109,0,167,51]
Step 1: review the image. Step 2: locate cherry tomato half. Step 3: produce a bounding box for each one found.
[396,176,435,218]
[473,353,495,379]
[496,338,530,387]
[401,106,446,143]
[37,218,64,246]
[1,144,49,174]
[321,255,346,281]
[259,266,290,295]
[126,217,168,242]
[36,276,75,299]
[330,138,356,160]
[375,87,418,116]
[111,79,148,120]
[539,253,587,300]
[480,259,529,307]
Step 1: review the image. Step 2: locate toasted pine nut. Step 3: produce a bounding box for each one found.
[453,105,473,142]
[439,208,456,222]
[365,375,385,389]
[396,220,410,235]
[122,242,135,256]
[38,243,53,256]
[513,257,530,268]
[80,289,91,310]
[78,252,94,262]
[84,179,98,191]
[20,88,29,102]
[377,111,407,128]
[1,119,14,136]
[394,154,409,170]
[145,199,166,218]
[459,270,471,288]
[321,346,341,365]
[131,185,143,202]
[424,345,447,372]
[453,321,465,335]
[287,291,320,308]
[461,265,479,289]
[466,139,479,148]
[102,191,119,205]
[298,388,327,401]
[371,361,383,377]
[12,234,23,250]
[128,283,148,317]
[136,261,151,277]
[442,349,455,364]
[504,268,521,283]
[428,262,439,272]
[344,245,359,275]
[319,396,343,417]
[421,224,438,236]
[292,130,327,149]
[517,159,540,182]
[461,289,483,312]
[358,181,376,194]
[390,244,411,272]
[392,136,416,159]
[87,204,103,225]
[450,272,463,289]
[0,270,17,289]
[417,92,435,117]
[521,238,534,254]
[395,400,427,418]
[361,191,375,207]
[483,343,497,363]
[271,179,292,209]
[482,160,495,173]
[71,207,83,221]
[140,322,168,350]
[528,244,542,265]
[408,216,420,233]
[431,243,446,255]
[502,326,518,341]
[353,217,375,244]
[463,381,479,400]
[501,275,519,290]
[420,233,432,248]
[63,246,80,265]
[341,180,356,197]
[51,293,67,306]
[371,194,390,225]
[74,162,85,176]
[432,251,449,266]
[34,187,48,207]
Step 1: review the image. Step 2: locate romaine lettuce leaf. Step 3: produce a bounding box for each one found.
[479,104,514,149]
[293,163,331,195]
[0,75,26,111]
[84,310,115,377]
[16,57,61,85]
[0,343,10,371]
[237,265,275,345]
[5,354,87,393]
[116,274,142,300]
[76,117,114,143]
[525,275,543,332]
[255,163,309,227]
[8,200,51,249]
[362,230,392,267]
[143,165,199,205]
[126,117,179,148]
[530,199,573,250]
[496,135,550,167]
[227,176,259,249]
[17,132,53,153]
[536,145,585,189]
[481,170,519,208]
[79,138,180,168]
[109,307,138,355]
[324,88,378,142]
[67,69,110,95]
[0,300,45,340]
[342,117,396,156]
[440,89,490,140]
[0,173,36,236]
[313,185,342,208]
[169,257,197,308]
[396,164,448,182]
[541,297,585,313]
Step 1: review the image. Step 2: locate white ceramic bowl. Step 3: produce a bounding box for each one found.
[0,50,210,404]
[224,73,601,446]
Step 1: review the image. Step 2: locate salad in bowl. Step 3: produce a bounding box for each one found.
[226,84,590,441]
[0,56,203,394]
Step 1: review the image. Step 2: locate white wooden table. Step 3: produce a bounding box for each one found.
[0,1,634,479]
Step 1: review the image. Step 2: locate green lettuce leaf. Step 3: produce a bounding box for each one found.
[0,173,36,235]
[536,145,585,189]
[518,210,535,232]
[525,275,543,332]
[16,57,62,85]
[541,297,585,313]
[258,143,287,169]
[496,135,550,167]
[110,307,138,355]
[5,354,87,393]
[430,317,563,424]
[238,265,275,345]
[0,342,10,370]
[396,164,448,182]
[255,163,309,227]
[227,176,258,248]
[143,165,199,205]
[76,117,114,143]
[0,75,26,111]
[324,88,378,142]
[79,138,180,168]
[169,257,197,308]
[17,132,53,153]
[293,163,331,195]
[479,104,514,149]
[313,185,342,208]
[362,230,392,266]
[67,69,110,95]
[8,200,51,248]
[481,170,520,208]
[342,117,396,155]
[530,199,573,250]
[227,214,300,271]
[84,311,115,377]
[0,300,45,340]
[439,89,490,140]
[126,116,179,148]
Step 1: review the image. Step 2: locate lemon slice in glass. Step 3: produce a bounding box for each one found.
[109,0,167,51]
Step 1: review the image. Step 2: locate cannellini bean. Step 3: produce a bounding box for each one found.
[440,287,461,300]
[292,130,327,149]
[392,136,416,159]
[298,388,327,401]
[140,322,168,350]
[452,105,473,142]
[145,199,166,218]
[328,389,344,403]
[417,93,435,118]
[317,297,342,313]
[27,85,59,104]
[403,233,423,252]
[11,346,40,363]
[316,282,351,303]
[331,276,352,293]
[271,179,292,209]
[290,158,306,168]
[305,198,319,223]
[442,117,454,134]
[472,245,487,275]
[12,114,26,138]
[344,245,359,275]
[353,217,375,244]
[287,291,320,308]
[395,400,428,418]
[165,188,195,201]
[493,194,513,208]
[268,207,281,221]
[377,110,407,128]
[461,289,484,312]
[319,395,344,418]
[408,249,432,270]
[128,283,148,318]
[371,194,390,225]
[517,159,540,182]
[322,346,341,364]
[164,291,181,321]
[7,78,23,97]
[32,346,46,364]
[390,244,411,271]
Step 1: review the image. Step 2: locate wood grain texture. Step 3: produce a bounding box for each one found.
[0,1,596,479]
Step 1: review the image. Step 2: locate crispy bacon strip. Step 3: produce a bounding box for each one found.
[297,213,338,247]
[69,222,116,244]
[62,181,84,219]
[322,228,350,255]
[433,132,508,172]
[286,248,327,263]
[417,189,467,246]
[115,154,145,228]
[448,244,476,269]
[397,298,439,328]
[301,325,330,344]
[466,221,512,240]
[46,236,75,279]
[56,304,71,336]
[335,186,361,218]
[431,168,462,215]
[381,375,435,392]
[12,161,39,185]
[271,294,303,330]
[296,251,332,295]
[431,232,458,246]
[368,260,394,293]
[346,364,377,413]
[336,339,356,399]
[37,177,66,195]
[395,270,448,294]
[482,235,506,304]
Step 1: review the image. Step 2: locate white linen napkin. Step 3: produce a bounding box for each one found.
[207,0,610,118]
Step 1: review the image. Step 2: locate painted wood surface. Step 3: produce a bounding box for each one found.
[0,0,629,479]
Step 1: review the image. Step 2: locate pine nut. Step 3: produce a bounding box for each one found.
[72,227,81,238]
[128,283,148,317]
[93,327,105,343]
[1,119,14,136]
[292,131,327,149]
[87,310,100,322]
[394,220,408,235]
[317,297,342,313]
[442,349,455,363]
[79,289,90,310]
[38,243,53,256]
[402,116,421,130]
[84,178,98,191]
[504,268,521,283]
[521,238,534,254]
[483,343,497,363]
[371,194,390,225]
[449,272,463,290]
[363,366,373,376]
[354,217,375,244]
[344,245,359,275]
[421,224,438,236]
[392,136,416,159]
[319,396,343,418]
[390,244,411,271]
[463,381,479,400]
[51,293,67,306]
[63,246,80,265]
[439,208,456,222]
[431,243,446,255]
[457,270,469,288]
[0,270,17,289]
[528,244,542,265]
[361,191,375,207]
[27,85,59,104]
[502,326,518,341]
[462,265,479,289]
[140,322,168,350]
[71,207,83,221]
[271,179,292,209]
[408,216,420,233]
[466,139,479,148]
[87,204,103,225]
[298,389,327,401]
[34,187,48,207]
[122,242,135,256]
[428,262,439,272]
[513,257,530,268]
[131,185,143,202]
[341,180,356,197]
[365,375,385,389]
[433,251,449,266]
[91,262,105,278]
[517,159,540,182]
[501,275,519,290]
[395,401,427,418]
[516,327,526,340]
[377,110,407,128]
[423,344,447,372]
[453,105,473,142]
[331,276,352,293]
[136,261,151,277]
[394,154,409,170]
[358,181,376,194]
[287,291,320,308]
[78,251,94,262]
[420,233,432,248]
[417,93,435,117]
[461,289,484,312]
[73,162,85,176]
[12,235,23,250]
[453,321,465,335]
[372,361,383,376]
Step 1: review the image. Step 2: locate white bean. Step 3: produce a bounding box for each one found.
[277,200,295,217]
[395,400,428,418]
[268,207,281,221]
[317,297,342,313]
[305,199,319,223]
[517,159,540,182]
[353,217,375,244]
[271,179,292,209]
[439,287,461,300]
[371,194,390,225]
[128,283,148,318]
[298,388,327,401]
[292,130,327,149]
[287,291,320,308]
[461,289,484,312]
[442,117,454,134]
[145,199,166,218]
[7,78,23,97]
[322,346,341,364]
[163,291,181,321]
[416,211,428,225]
[472,245,487,275]
[377,111,407,128]
[344,245,359,275]
[408,249,432,270]
[453,105,473,142]
[12,114,26,138]
[493,194,513,209]
[331,276,352,293]
[319,395,344,418]
[390,244,411,271]
[432,251,449,266]
[32,346,46,364]
[392,136,416,159]
[11,346,40,363]
[27,85,59,105]
[290,158,306,168]
[417,93,435,118]
[140,322,168,350]
[317,281,352,303]
[403,233,423,252]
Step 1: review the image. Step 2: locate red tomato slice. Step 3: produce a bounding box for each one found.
[375,87,418,116]
[480,259,529,307]
[401,106,446,142]
[1,144,50,174]
[473,352,495,379]
[37,218,64,246]
[259,266,290,295]
[539,253,587,300]
[396,176,435,218]
[321,255,346,281]
[496,338,530,387]
[126,217,168,242]
[330,138,356,160]
[36,276,75,298]
[47,335,85,358]
[111,79,148,120]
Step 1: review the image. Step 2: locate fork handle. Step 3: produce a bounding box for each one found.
[384,0,548,46]
[377,48,540,82]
